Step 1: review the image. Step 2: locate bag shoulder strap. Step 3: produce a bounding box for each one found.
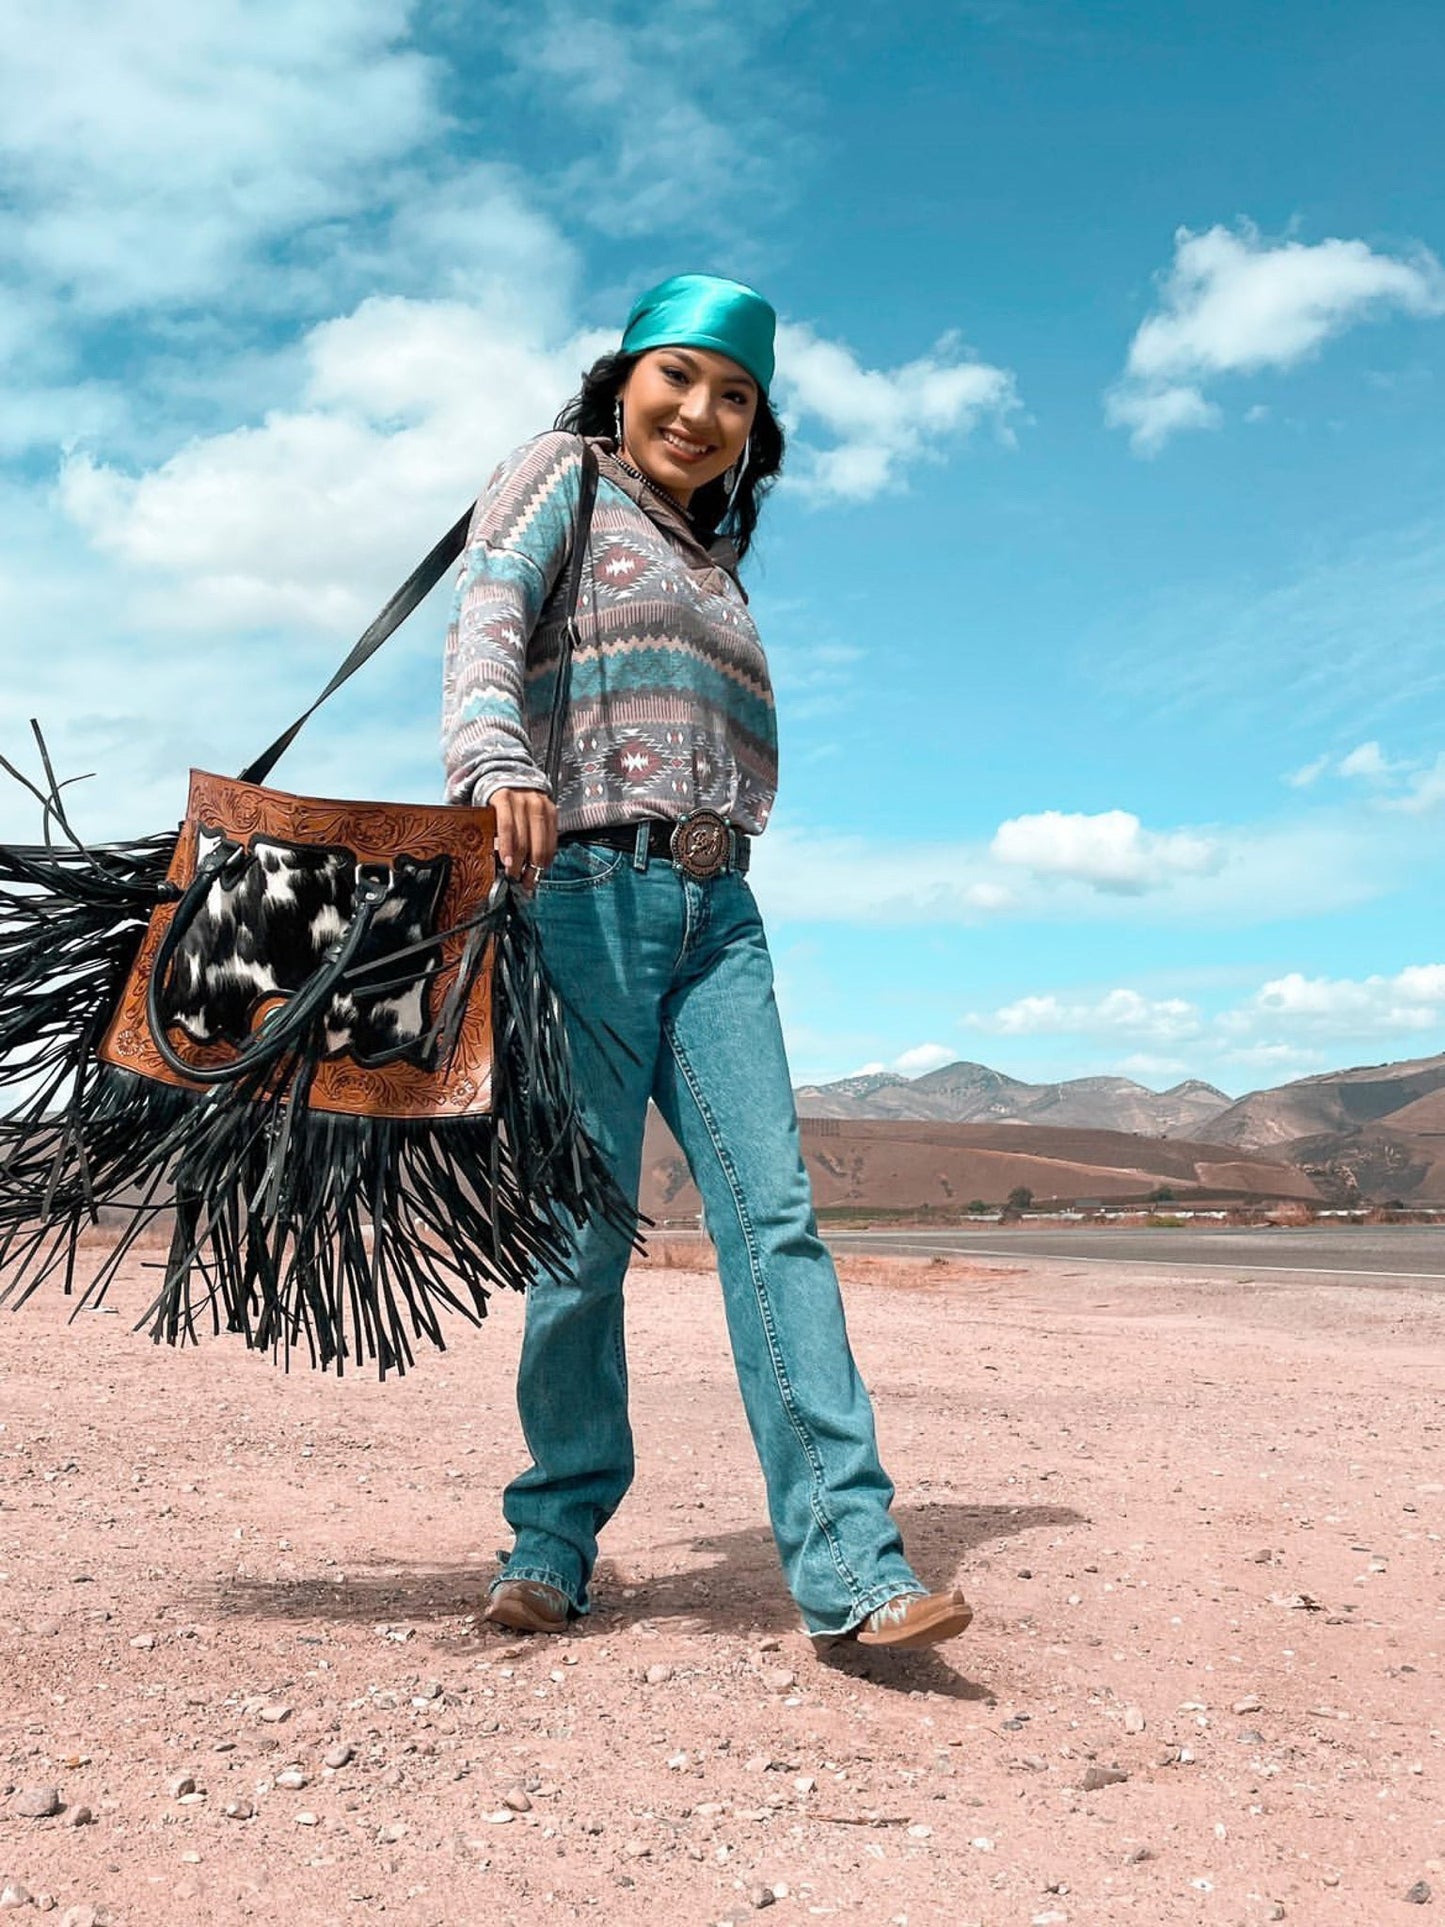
[543,440,598,793]
[240,438,601,793]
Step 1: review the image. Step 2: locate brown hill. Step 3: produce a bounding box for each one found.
[640,1111,1319,1223]
[793,1060,1232,1137]
[1207,1051,1445,1151]
[1287,1126,1445,1206]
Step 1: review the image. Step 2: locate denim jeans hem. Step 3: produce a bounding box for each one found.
[804,1578,928,1640]
[490,1563,587,1617]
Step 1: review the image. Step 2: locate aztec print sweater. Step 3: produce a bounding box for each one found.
[441,431,778,836]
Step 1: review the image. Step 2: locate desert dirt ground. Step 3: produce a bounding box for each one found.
[1,1244,1442,1926]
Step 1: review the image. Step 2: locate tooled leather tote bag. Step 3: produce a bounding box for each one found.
[0,441,629,1377]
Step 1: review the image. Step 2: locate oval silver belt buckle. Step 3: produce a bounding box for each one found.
[669,809,731,880]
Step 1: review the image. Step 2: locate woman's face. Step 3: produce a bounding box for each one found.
[617,346,758,506]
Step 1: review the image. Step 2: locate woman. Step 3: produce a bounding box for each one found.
[443,273,970,1651]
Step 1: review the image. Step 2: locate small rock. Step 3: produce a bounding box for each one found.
[294,1810,320,1827]
[417,1680,443,1701]
[276,1768,309,1790]
[748,1886,775,1910]
[64,1806,93,1828]
[502,1788,532,1813]
[129,1632,155,1650]
[644,1663,674,1686]
[167,1773,198,1798]
[485,1810,515,1825]
[258,1703,292,1724]
[762,1667,796,1694]
[622,1841,651,1860]
[1266,1906,1286,1923]
[1232,1694,1263,1715]
[907,1823,933,1839]
[224,1798,255,1820]
[13,1784,62,1818]
[1,1885,34,1910]
[1405,1881,1432,1905]
[378,1821,407,1843]
[1081,1765,1129,1792]
[1124,1846,1154,1864]
[59,1910,101,1927]
[1123,1706,1146,1734]
[323,1743,354,1769]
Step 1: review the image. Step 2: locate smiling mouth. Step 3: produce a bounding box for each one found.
[657,428,714,462]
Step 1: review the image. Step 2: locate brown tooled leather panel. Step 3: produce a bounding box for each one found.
[98,771,498,1120]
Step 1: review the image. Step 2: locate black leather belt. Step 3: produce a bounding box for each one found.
[557,809,750,880]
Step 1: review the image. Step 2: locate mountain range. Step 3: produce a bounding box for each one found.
[781,1051,1445,1205]
[793,1063,1232,1137]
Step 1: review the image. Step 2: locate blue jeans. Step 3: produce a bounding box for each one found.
[494,834,923,1636]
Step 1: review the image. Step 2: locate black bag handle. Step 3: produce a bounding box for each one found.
[239,440,600,795]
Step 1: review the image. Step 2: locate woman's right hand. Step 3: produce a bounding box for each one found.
[491,787,559,889]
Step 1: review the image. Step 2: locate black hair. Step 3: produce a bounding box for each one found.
[554,348,785,562]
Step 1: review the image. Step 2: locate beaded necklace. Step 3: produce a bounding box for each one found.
[612,449,693,522]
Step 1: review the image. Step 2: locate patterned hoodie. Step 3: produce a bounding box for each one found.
[441,431,778,835]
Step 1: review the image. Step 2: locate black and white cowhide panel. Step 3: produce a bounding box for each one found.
[161,832,451,1069]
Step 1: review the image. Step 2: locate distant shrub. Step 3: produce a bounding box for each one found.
[1005,1185,1034,1212]
[967,1199,990,1215]
[1147,1185,1175,1203]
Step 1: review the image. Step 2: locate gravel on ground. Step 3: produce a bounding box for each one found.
[1,1244,1441,1924]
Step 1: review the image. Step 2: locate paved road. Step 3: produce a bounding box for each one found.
[824,1223,1445,1285]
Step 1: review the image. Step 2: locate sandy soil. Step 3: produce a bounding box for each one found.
[1,1245,1442,1926]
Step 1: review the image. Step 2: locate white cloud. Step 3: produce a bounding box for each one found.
[948,961,1445,1087]
[1103,382,1219,455]
[989,809,1219,894]
[1285,753,1331,789]
[1281,741,1445,812]
[1224,964,1445,1038]
[969,988,1201,1041]
[0,0,436,317]
[1107,222,1445,450]
[748,805,1387,929]
[892,1042,957,1075]
[1336,740,1401,780]
[777,324,1020,501]
[58,293,604,634]
[1386,752,1445,815]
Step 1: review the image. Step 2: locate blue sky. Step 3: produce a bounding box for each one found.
[3,0,1444,1095]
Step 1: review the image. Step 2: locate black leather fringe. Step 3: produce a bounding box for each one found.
[0,742,639,1378]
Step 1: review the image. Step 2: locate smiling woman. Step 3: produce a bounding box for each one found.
[441,271,972,1652]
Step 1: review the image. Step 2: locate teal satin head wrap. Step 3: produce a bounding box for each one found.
[620,273,776,396]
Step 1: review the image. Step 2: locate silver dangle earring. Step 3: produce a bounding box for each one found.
[723,438,751,519]
[613,397,624,449]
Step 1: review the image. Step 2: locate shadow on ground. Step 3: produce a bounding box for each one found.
[206,1499,1081,1702]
